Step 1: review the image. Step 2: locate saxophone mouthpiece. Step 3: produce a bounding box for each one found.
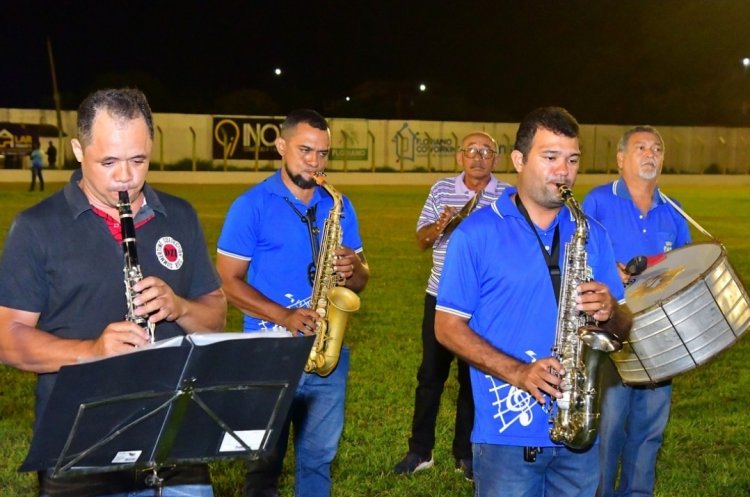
[557,184,573,200]
[313,172,327,186]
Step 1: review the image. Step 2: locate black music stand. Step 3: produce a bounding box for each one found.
[21,332,313,488]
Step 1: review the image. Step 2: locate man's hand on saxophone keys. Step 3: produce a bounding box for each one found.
[333,247,369,293]
[334,248,358,280]
[280,308,320,336]
[575,281,615,322]
[509,357,565,406]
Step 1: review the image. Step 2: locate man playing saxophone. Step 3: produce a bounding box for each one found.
[435,107,631,497]
[0,88,227,497]
[216,109,369,497]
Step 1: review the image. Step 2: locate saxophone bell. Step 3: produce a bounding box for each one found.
[579,324,622,352]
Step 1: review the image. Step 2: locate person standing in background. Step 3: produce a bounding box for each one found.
[582,125,691,497]
[29,141,45,191]
[394,131,508,481]
[47,141,58,168]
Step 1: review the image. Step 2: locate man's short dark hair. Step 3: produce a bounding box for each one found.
[513,107,580,161]
[77,88,154,146]
[280,109,329,137]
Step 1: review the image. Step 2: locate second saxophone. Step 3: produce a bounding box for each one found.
[548,185,622,449]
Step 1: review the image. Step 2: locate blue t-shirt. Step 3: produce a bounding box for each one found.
[217,170,364,331]
[582,179,691,263]
[436,187,623,447]
[31,148,44,168]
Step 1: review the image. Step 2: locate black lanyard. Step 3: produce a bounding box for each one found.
[514,194,561,303]
[283,197,319,286]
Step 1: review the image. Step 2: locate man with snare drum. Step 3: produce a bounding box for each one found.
[582,125,691,497]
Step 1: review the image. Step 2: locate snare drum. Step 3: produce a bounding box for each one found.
[611,243,750,385]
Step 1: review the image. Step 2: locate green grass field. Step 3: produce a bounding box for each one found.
[1,179,749,497]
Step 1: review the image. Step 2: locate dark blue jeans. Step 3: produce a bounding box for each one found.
[597,360,671,497]
[245,348,349,497]
[474,443,598,497]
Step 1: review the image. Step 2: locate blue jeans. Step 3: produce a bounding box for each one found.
[597,361,671,497]
[42,484,213,497]
[245,347,349,497]
[473,443,599,497]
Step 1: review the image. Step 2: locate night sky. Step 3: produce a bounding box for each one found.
[3,0,749,125]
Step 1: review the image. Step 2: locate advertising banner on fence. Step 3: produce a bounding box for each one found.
[212,116,284,161]
[213,116,370,163]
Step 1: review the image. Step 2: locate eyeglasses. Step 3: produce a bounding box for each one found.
[460,147,497,160]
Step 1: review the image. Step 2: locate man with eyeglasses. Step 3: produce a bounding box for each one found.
[394,132,508,481]
[216,109,369,497]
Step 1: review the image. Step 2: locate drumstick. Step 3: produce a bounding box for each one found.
[624,254,667,276]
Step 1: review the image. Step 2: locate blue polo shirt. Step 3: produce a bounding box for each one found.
[436,187,623,447]
[217,170,363,331]
[582,179,691,263]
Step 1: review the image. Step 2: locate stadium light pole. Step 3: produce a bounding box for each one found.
[742,58,749,118]
[47,36,64,168]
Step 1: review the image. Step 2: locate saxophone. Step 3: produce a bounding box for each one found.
[117,191,156,344]
[304,174,361,377]
[548,185,622,449]
[440,191,481,241]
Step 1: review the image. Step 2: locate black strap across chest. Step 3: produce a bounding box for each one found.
[514,194,561,303]
[283,197,320,286]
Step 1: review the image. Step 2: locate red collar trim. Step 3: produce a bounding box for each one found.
[90,205,155,243]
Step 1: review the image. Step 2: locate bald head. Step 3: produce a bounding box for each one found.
[456,131,499,187]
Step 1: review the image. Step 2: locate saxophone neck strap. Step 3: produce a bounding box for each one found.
[283,197,320,286]
[514,194,561,303]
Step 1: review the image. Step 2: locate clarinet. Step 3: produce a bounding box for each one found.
[117,191,156,343]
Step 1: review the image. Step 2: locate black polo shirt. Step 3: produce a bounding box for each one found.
[0,169,220,428]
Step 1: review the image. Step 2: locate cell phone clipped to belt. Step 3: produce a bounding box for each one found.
[524,446,543,462]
